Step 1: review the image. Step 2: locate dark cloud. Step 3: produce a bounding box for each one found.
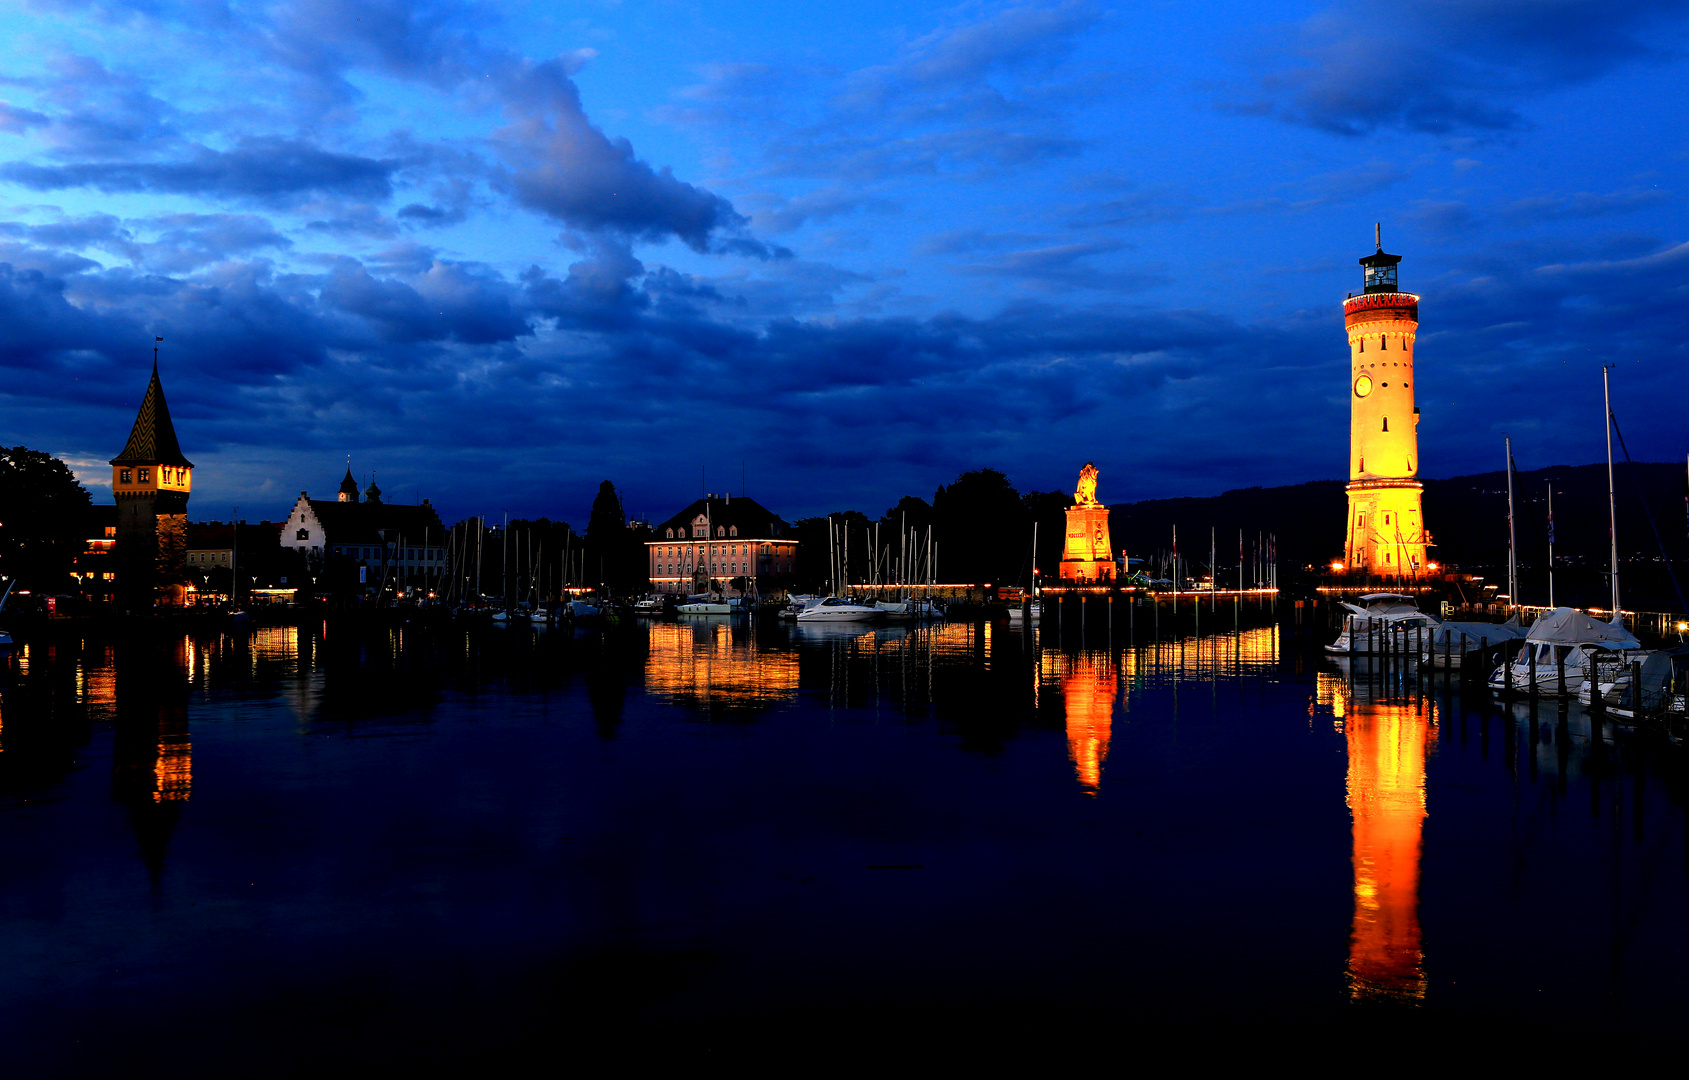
[1,210,1685,522]
[1240,0,1689,136]
[0,101,50,133]
[0,136,395,203]
[9,0,761,254]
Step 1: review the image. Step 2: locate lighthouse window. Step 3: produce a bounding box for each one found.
[1381,336,1388,349]
[1382,417,1389,432]
[1359,340,1365,353]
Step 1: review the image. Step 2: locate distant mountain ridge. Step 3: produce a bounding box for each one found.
[1108,462,1688,570]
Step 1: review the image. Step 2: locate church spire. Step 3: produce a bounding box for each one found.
[111,339,193,467]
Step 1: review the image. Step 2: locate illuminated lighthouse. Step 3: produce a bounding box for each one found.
[1342,227,1429,579]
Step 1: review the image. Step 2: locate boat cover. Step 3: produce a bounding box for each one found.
[1342,594,1423,616]
[1618,646,1689,710]
[1429,621,1528,650]
[1523,606,1641,649]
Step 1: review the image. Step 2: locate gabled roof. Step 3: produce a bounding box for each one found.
[304,499,445,545]
[111,363,194,467]
[654,495,792,540]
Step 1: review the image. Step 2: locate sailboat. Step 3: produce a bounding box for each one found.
[1490,368,1645,696]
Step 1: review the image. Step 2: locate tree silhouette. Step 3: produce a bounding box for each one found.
[0,446,92,592]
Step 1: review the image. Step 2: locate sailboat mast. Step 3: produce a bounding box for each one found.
[1505,435,1517,610]
[1604,366,1621,617]
[1546,482,1555,608]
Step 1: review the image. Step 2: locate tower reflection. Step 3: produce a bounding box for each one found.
[1043,652,1118,794]
[112,635,193,878]
[1320,665,1431,1001]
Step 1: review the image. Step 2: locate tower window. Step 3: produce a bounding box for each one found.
[120,469,132,484]
[1381,336,1388,350]
[297,529,309,540]
[1382,417,1389,431]
[1359,339,1365,353]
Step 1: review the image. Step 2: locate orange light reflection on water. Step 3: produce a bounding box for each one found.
[1041,652,1118,794]
[645,622,798,709]
[1330,671,1431,1002]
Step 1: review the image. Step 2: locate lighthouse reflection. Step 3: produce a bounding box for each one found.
[1317,666,1431,1002]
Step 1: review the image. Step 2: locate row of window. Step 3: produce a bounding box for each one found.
[666,524,782,539]
[118,466,188,485]
[658,562,793,575]
[654,543,790,558]
[1356,337,1413,353]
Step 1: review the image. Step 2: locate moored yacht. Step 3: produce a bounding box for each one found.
[1487,607,1643,697]
[1326,593,1440,654]
[795,596,881,622]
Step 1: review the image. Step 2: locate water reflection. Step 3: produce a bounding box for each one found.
[1320,662,1432,1002]
[112,635,193,879]
[645,621,798,712]
[1042,652,1117,794]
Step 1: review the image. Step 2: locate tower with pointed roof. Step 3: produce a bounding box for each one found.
[338,465,359,503]
[111,346,193,608]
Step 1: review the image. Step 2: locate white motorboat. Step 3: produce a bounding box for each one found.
[1591,645,1689,719]
[1326,593,1440,654]
[795,596,881,622]
[780,595,824,619]
[676,594,741,615]
[633,597,667,614]
[1487,607,1643,697]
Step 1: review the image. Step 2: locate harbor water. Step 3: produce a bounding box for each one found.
[1,614,1685,1068]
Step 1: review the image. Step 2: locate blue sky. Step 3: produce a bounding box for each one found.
[1,0,1684,526]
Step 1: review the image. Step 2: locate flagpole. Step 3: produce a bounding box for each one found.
[1171,524,1178,615]
[1604,366,1620,619]
[1505,435,1517,612]
[1546,481,1555,608]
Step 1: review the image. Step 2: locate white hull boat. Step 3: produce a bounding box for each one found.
[796,597,881,622]
[1327,593,1439,654]
[1487,607,1642,697]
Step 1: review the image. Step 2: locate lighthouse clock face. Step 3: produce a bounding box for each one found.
[1354,374,1373,398]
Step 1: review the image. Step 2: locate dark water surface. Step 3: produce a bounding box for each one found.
[2,616,1685,1068]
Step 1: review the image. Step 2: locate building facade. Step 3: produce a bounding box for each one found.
[111,356,193,609]
[279,469,446,593]
[1343,232,1431,578]
[647,494,797,595]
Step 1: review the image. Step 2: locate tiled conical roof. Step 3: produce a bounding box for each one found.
[111,361,194,467]
[339,467,359,496]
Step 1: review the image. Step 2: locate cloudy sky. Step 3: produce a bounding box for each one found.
[1,0,1684,525]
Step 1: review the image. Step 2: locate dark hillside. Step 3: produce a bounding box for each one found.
[1107,462,1689,609]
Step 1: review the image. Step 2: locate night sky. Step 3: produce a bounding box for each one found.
[1,0,1683,527]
